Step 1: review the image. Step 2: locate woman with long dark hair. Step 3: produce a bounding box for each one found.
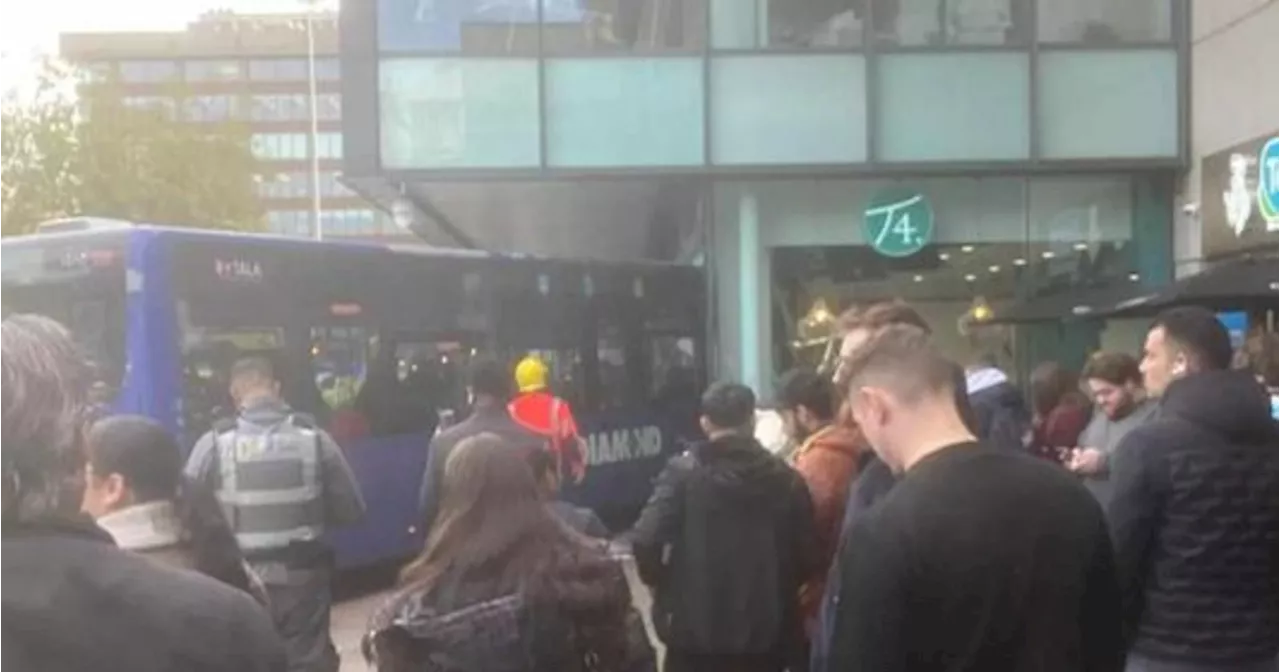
[364,432,654,672]
[81,414,268,604]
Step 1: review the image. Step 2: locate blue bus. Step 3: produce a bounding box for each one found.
[1,222,706,568]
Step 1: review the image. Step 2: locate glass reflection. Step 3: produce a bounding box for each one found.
[542,0,706,52]
[379,0,540,53]
[1038,0,1172,44]
[712,0,864,49]
[769,242,1025,377]
[875,0,1030,47]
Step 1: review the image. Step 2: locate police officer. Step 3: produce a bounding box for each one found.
[185,355,366,672]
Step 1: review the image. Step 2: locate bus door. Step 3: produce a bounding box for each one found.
[642,268,706,445]
[493,261,588,408]
[307,251,496,568]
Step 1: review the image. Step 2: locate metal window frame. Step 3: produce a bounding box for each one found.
[346,0,1189,180]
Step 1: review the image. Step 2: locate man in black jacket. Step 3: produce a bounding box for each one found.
[825,324,1123,672]
[814,301,978,671]
[1109,307,1279,671]
[1,314,283,672]
[629,382,818,672]
[419,356,549,532]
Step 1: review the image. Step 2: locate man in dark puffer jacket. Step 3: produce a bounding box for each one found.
[1109,307,1278,672]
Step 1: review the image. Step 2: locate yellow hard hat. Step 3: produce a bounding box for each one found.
[515,356,549,393]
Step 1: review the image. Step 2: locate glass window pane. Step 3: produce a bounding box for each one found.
[251,133,310,160]
[544,58,703,167]
[711,0,863,49]
[82,63,115,83]
[1038,0,1172,44]
[122,96,176,118]
[315,58,341,80]
[541,0,706,53]
[252,94,310,121]
[378,0,538,54]
[185,60,242,81]
[711,55,867,165]
[315,133,343,159]
[379,58,540,169]
[249,59,309,81]
[119,60,178,83]
[1038,51,1178,159]
[317,93,342,121]
[184,95,238,122]
[1027,176,1135,293]
[876,0,1029,47]
[876,53,1029,161]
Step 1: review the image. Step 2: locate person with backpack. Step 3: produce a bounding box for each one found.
[629,382,818,672]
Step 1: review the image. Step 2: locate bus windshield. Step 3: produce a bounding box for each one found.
[1,240,128,407]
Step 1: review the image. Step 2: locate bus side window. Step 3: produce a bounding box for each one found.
[591,315,648,414]
[650,335,699,404]
[361,338,473,438]
[309,326,374,442]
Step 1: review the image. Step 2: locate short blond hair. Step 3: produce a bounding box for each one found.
[840,324,956,404]
[833,301,934,389]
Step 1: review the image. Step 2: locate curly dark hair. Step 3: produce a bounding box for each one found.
[2,314,95,524]
[375,433,634,670]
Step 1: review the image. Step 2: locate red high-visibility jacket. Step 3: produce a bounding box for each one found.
[509,391,586,481]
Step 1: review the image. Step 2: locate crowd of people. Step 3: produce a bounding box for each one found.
[2,299,1277,672]
[631,302,1276,672]
[368,298,1280,670]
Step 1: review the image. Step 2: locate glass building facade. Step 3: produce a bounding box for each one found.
[341,0,1189,397]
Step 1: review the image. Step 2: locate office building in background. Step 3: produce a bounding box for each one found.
[60,10,401,240]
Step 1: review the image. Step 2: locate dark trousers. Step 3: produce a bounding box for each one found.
[664,651,786,672]
[255,564,340,672]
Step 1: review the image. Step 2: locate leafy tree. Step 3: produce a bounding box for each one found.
[2,61,264,236]
[1,63,79,235]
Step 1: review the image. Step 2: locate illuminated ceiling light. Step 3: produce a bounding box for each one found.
[938,252,951,261]
[1041,250,1056,259]
[961,245,975,253]
[1073,242,1089,251]
[913,274,924,283]
[964,273,977,282]
[1128,272,1141,282]
[970,296,994,322]
[1012,258,1027,266]
[988,265,1000,273]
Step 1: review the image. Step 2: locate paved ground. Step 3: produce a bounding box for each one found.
[331,555,660,672]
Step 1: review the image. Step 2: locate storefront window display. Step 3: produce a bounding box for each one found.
[713,175,1166,399]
